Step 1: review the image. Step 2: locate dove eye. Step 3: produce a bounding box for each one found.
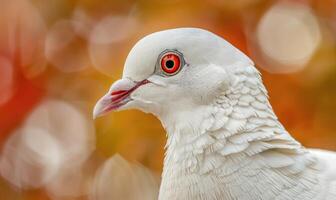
[160,52,182,75]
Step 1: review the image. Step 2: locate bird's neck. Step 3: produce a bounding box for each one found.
[161,65,303,158]
[158,66,316,199]
[161,101,303,175]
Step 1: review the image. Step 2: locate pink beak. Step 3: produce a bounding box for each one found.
[93,78,150,119]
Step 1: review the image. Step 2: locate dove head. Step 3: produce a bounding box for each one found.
[94,28,255,129]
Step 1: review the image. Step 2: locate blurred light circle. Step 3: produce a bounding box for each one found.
[0,99,96,190]
[257,2,321,73]
[45,20,91,73]
[24,99,96,166]
[0,0,47,78]
[90,16,137,44]
[90,155,135,200]
[46,165,91,199]
[0,56,14,105]
[90,155,158,200]
[131,164,159,200]
[89,16,138,76]
[0,128,62,189]
[72,8,95,39]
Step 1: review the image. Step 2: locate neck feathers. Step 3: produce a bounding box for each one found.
[158,65,319,200]
[162,64,314,174]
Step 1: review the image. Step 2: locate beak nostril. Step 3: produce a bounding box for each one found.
[109,78,135,93]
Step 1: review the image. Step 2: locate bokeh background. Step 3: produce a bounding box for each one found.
[0,0,335,199]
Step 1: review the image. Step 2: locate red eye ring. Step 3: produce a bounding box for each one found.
[160,52,181,75]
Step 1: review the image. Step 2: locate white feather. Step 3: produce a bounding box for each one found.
[100,28,336,200]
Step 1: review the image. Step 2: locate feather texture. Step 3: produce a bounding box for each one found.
[97,28,336,200]
[158,64,336,200]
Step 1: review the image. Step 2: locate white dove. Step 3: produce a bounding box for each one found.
[93,28,336,200]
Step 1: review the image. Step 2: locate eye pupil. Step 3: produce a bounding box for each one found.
[165,60,175,69]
